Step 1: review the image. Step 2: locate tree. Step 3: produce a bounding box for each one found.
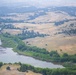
[62,53,69,57]
[0,62,3,68]
[50,51,60,57]
[17,42,27,51]
[20,64,28,72]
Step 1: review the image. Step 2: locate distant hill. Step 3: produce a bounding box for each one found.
[0,6,76,16]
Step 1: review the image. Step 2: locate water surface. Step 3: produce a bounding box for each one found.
[0,47,63,68]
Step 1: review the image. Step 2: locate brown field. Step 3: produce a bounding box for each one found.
[2,29,22,35]
[13,23,56,34]
[24,35,76,55]
[28,12,75,23]
[0,64,42,75]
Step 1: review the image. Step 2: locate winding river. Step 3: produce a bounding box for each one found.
[0,40,63,68]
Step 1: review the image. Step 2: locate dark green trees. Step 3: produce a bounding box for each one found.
[19,63,76,75]
[0,62,3,68]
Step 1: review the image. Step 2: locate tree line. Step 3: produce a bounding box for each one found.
[19,63,76,75]
[17,30,49,40]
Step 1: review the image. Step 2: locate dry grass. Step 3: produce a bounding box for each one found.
[13,23,56,34]
[25,71,42,75]
[2,29,22,35]
[0,65,42,75]
[28,12,75,23]
[24,35,76,55]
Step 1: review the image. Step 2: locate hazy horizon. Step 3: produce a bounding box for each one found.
[0,0,76,7]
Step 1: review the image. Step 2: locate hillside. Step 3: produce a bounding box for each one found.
[0,64,42,75]
[0,6,76,54]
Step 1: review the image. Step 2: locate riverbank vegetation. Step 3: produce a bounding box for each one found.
[19,63,76,75]
[0,33,76,65]
[0,62,76,75]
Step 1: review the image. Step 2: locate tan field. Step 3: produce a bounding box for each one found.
[28,12,75,23]
[24,35,76,55]
[2,29,22,35]
[13,23,56,34]
[0,64,42,75]
[22,21,76,55]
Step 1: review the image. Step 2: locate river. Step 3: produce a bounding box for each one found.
[0,40,63,68]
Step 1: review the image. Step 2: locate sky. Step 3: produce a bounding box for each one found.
[0,0,76,7]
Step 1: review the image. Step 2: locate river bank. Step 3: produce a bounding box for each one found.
[0,63,76,75]
[0,33,76,68]
[0,46,63,68]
